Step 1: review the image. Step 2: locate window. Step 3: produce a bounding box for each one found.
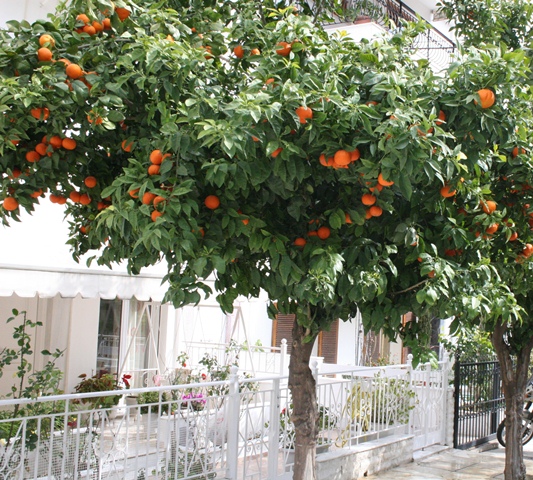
[96,299,162,388]
[272,314,339,363]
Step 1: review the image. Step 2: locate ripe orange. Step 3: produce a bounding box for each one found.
[251,48,260,55]
[205,195,220,210]
[142,192,157,205]
[150,149,163,164]
[485,223,499,234]
[377,172,394,187]
[37,47,53,61]
[121,139,133,152]
[428,270,436,278]
[345,212,352,224]
[84,176,97,188]
[317,226,331,240]
[368,183,383,193]
[475,89,496,109]
[333,149,351,166]
[480,200,497,214]
[509,232,518,242]
[76,13,90,24]
[92,21,104,33]
[30,107,50,120]
[293,237,306,247]
[233,45,244,58]
[79,193,91,205]
[265,78,275,85]
[25,150,41,162]
[3,197,19,211]
[62,138,77,150]
[129,188,139,199]
[66,63,83,79]
[87,111,103,124]
[369,205,383,217]
[35,143,48,156]
[83,25,97,35]
[69,191,81,202]
[295,106,313,124]
[440,184,456,198]
[10,168,21,178]
[147,164,160,175]
[275,42,292,56]
[153,196,166,207]
[49,135,63,149]
[102,18,112,30]
[512,147,526,158]
[151,210,163,222]
[349,149,361,162]
[271,147,283,158]
[115,7,131,21]
[361,193,377,206]
[435,110,446,126]
[523,244,533,258]
[39,34,55,47]
[29,189,42,199]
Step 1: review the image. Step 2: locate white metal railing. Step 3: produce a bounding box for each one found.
[0,356,451,480]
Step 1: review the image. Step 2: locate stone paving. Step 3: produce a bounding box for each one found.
[365,442,533,479]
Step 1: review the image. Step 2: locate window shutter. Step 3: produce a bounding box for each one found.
[272,314,295,354]
[318,319,339,364]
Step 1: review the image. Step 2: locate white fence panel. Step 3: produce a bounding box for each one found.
[0,356,450,480]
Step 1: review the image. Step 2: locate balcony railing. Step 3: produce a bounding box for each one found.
[328,0,455,72]
[0,355,451,480]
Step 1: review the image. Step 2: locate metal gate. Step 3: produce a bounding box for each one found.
[453,357,505,449]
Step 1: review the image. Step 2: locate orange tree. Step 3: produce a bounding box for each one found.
[0,1,532,479]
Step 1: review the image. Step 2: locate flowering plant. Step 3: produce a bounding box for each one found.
[181,392,206,411]
[73,371,132,409]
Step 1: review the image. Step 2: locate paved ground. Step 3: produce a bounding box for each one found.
[365,441,533,479]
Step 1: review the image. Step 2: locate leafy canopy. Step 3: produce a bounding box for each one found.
[1,0,533,356]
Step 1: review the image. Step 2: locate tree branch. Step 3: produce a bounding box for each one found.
[389,279,428,296]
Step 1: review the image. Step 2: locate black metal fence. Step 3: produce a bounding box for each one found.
[453,357,505,449]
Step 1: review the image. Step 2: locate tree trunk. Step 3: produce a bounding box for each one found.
[288,319,319,480]
[492,320,533,480]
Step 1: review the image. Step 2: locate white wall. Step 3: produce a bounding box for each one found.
[1,0,59,27]
[63,296,100,392]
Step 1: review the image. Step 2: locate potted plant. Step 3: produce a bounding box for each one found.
[73,371,131,412]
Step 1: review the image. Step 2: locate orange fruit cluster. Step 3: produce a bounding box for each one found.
[319,148,360,169]
[23,135,75,164]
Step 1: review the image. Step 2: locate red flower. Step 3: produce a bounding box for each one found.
[201,373,207,380]
[122,374,132,388]
[182,362,187,367]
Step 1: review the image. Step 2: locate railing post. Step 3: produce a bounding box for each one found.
[406,354,414,435]
[226,366,240,480]
[280,339,288,377]
[268,376,281,478]
[441,351,449,444]
[453,355,461,448]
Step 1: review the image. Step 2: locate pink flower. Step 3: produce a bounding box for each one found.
[153,374,162,386]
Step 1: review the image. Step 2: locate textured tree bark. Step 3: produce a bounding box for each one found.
[492,320,533,480]
[288,319,319,480]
